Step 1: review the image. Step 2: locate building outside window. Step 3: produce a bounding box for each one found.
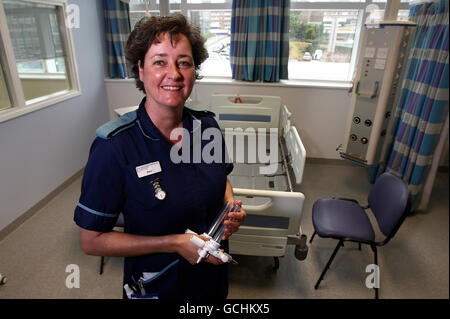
[288,9,360,81]
[127,0,412,81]
[0,0,80,123]
[3,1,71,101]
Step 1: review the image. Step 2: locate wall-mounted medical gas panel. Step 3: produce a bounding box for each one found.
[341,21,416,166]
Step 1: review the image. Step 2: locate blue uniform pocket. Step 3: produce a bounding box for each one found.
[124,259,180,299]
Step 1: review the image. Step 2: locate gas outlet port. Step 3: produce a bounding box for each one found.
[361,137,368,144]
[365,119,372,127]
[350,134,357,141]
[353,117,361,124]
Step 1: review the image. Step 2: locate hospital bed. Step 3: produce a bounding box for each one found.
[113,94,308,268]
[210,94,308,267]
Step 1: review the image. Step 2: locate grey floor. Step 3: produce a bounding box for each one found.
[0,162,448,299]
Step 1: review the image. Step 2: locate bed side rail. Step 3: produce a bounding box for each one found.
[229,188,305,257]
[232,188,304,238]
[285,126,306,185]
[280,104,292,139]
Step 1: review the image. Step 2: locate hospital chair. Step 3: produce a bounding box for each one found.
[309,172,410,299]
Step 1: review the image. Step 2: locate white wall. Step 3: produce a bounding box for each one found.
[0,0,109,232]
[105,79,353,159]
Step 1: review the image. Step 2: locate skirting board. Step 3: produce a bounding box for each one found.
[306,157,448,171]
[0,168,84,242]
[306,157,356,166]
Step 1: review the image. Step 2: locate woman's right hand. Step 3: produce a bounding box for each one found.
[172,233,223,265]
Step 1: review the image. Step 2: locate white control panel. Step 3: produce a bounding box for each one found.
[341,21,416,166]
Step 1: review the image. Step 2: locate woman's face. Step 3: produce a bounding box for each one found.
[139,32,195,111]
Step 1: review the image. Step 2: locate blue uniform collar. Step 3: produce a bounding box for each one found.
[136,97,197,143]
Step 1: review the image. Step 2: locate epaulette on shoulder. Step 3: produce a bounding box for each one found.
[96,111,137,139]
[185,105,216,118]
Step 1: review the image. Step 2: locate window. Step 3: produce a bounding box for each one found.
[129,0,161,28]
[130,0,232,77]
[190,9,232,77]
[0,0,80,123]
[289,9,359,81]
[289,0,411,82]
[0,63,12,111]
[129,0,411,82]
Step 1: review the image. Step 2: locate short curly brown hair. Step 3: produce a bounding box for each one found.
[125,14,208,93]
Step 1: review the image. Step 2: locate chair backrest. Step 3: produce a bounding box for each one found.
[368,172,410,240]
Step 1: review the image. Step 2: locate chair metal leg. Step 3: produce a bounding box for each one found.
[309,231,316,244]
[370,244,379,299]
[273,257,280,271]
[314,240,343,290]
[99,256,104,275]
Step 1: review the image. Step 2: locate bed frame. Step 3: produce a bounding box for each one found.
[210,94,307,266]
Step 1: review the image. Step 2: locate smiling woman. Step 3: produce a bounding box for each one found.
[126,14,208,92]
[74,13,246,300]
[126,14,208,141]
[137,33,196,127]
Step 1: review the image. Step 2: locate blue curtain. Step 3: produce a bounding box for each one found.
[104,0,131,78]
[372,0,449,210]
[230,0,290,82]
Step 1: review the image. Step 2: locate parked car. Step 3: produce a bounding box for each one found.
[302,52,312,61]
[313,49,323,60]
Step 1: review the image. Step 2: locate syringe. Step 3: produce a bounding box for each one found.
[186,201,241,264]
[207,202,233,238]
[212,202,241,243]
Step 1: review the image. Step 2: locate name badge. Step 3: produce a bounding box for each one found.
[136,161,162,178]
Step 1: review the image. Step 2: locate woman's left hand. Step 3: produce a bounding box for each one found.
[221,200,246,240]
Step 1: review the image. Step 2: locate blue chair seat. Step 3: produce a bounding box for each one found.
[312,199,375,242]
[310,173,410,299]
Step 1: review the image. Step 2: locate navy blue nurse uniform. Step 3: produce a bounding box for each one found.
[74,97,233,299]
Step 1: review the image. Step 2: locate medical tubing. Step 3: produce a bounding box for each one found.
[207,202,232,238]
[141,259,180,286]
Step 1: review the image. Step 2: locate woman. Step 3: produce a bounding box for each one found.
[74,14,245,299]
